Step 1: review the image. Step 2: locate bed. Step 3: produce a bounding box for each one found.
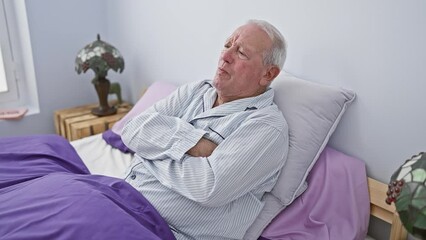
[0,73,407,240]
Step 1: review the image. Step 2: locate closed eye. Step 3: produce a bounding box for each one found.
[238,50,248,59]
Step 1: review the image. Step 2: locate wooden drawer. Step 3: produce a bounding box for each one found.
[54,102,131,141]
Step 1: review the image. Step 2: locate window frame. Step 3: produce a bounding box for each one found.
[0,0,18,102]
[0,0,39,114]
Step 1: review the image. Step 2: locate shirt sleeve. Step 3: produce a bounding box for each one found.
[140,119,289,207]
[121,81,208,161]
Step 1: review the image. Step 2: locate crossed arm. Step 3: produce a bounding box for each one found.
[121,82,288,207]
[187,137,217,157]
[122,111,287,207]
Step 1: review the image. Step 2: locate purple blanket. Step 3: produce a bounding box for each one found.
[0,135,175,240]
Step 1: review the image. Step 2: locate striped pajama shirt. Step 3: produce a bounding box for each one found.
[122,80,288,240]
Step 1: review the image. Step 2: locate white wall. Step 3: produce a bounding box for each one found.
[107,0,426,186]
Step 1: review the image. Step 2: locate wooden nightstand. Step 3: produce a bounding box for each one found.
[54,102,132,141]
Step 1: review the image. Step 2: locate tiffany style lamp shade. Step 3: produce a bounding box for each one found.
[386,152,426,239]
[75,34,125,116]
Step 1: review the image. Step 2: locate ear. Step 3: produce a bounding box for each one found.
[260,65,280,86]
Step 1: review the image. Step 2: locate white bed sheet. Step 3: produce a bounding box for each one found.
[70,133,133,178]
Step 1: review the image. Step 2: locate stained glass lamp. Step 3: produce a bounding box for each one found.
[386,152,426,239]
[75,34,124,116]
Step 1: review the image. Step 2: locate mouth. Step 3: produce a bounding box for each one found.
[217,67,229,75]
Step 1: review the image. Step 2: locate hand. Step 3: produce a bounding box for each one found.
[186,137,218,157]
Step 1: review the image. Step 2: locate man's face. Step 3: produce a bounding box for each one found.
[213,23,273,103]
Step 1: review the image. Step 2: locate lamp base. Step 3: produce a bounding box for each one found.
[91,76,117,117]
[91,106,117,116]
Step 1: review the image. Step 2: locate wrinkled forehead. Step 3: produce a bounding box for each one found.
[226,23,272,53]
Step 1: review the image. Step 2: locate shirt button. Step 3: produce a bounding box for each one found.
[130,174,136,180]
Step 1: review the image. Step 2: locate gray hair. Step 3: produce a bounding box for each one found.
[247,19,287,70]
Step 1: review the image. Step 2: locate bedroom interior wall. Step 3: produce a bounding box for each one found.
[106,0,426,186]
[105,4,425,237]
[0,0,423,185]
[0,0,423,238]
[2,0,423,187]
[107,4,426,237]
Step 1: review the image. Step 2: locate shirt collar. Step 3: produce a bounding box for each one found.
[200,83,275,118]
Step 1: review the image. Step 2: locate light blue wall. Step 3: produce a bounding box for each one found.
[106,0,426,184]
[1,0,425,190]
[2,0,426,183]
[1,1,425,238]
[106,3,426,238]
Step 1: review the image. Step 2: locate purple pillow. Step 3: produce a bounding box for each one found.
[260,147,370,240]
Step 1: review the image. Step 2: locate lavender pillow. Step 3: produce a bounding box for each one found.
[259,147,369,240]
[111,81,177,134]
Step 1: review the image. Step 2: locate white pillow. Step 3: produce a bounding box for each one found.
[243,72,356,239]
[270,72,356,204]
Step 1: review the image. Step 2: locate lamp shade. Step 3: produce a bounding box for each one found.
[386,152,426,239]
[75,34,124,80]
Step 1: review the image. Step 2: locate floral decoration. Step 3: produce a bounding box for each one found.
[387,152,426,239]
[75,34,124,83]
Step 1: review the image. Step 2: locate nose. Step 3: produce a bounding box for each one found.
[221,47,234,64]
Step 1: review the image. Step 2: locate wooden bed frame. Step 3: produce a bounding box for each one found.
[368,177,408,240]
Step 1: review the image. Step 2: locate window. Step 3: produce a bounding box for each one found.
[0,0,18,102]
[0,0,39,113]
[0,46,8,92]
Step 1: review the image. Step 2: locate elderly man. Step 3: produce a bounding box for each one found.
[122,19,289,240]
